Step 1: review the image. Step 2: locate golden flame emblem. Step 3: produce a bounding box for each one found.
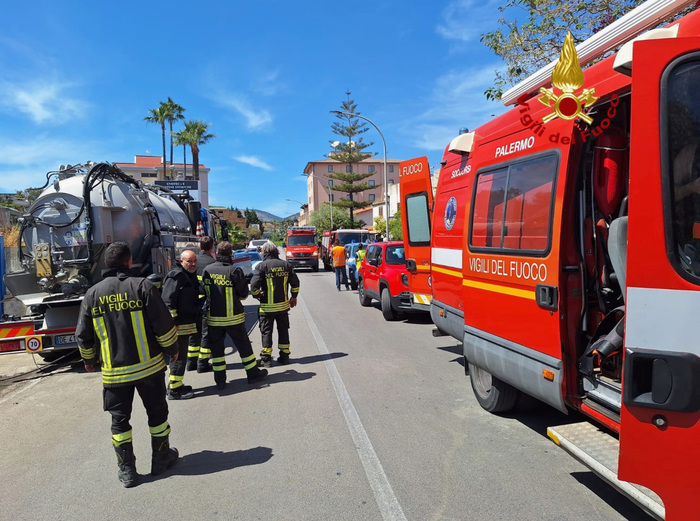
[539,32,598,124]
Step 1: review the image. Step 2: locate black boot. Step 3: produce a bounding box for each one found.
[246,366,268,384]
[186,357,198,371]
[277,352,290,365]
[114,443,139,488]
[151,435,179,476]
[197,360,212,373]
[259,355,272,368]
[214,371,227,390]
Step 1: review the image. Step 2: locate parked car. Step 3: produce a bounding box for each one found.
[247,239,269,250]
[233,250,254,283]
[357,241,416,321]
[344,242,363,290]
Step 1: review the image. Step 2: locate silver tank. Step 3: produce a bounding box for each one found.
[9,163,196,304]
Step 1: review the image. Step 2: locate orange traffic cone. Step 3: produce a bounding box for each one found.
[196,221,204,237]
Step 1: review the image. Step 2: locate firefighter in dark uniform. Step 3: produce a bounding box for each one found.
[76,242,180,488]
[186,236,217,372]
[161,249,199,400]
[250,241,300,366]
[201,241,268,389]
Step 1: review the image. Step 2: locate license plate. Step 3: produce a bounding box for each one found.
[54,334,76,345]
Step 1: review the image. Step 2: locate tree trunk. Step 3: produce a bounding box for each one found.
[183,144,187,178]
[192,145,200,181]
[161,122,167,179]
[169,120,174,171]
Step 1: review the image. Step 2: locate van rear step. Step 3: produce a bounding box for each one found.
[547,422,664,521]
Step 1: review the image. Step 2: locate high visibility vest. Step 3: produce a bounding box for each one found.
[356,250,366,263]
[332,246,346,267]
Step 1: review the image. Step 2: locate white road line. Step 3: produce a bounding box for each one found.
[299,295,407,521]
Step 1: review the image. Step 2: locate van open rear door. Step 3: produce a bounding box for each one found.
[619,36,700,520]
[399,157,433,311]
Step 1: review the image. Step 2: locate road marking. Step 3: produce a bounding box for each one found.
[299,295,407,521]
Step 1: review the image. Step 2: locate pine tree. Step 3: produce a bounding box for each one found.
[327,92,378,227]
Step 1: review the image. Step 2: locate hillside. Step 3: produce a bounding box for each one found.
[255,209,297,222]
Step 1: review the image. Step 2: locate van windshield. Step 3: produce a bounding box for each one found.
[288,235,316,246]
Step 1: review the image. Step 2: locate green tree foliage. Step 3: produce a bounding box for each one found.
[328,92,378,227]
[309,202,354,232]
[144,104,169,178]
[161,98,186,167]
[373,208,403,241]
[178,120,215,181]
[480,1,644,101]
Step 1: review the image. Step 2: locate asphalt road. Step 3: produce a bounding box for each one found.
[0,268,652,521]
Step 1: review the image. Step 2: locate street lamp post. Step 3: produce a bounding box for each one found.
[329,110,389,241]
[286,198,308,225]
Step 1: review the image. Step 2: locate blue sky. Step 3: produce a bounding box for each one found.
[0,0,507,218]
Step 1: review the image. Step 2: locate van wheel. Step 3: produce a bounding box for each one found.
[380,288,399,321]
[313,262,319,272]
[324,260,332,271]
[358,279,372,307]
[468,363,519,413]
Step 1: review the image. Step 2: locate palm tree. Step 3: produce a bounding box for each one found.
[162,97,186,168]
[181,120,216,181]
[144,105,168,178]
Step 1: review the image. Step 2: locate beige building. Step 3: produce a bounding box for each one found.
[115,155,211,208]
[302,157,402,229]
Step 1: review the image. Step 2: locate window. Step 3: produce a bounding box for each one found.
[405,192,431,246]
[346,194,352,200]
[369,165,375,173]
[385,245,406,265]
[389,179,395,185]
[665,55,700,282]
[389,165,394,173]
[470,153,558,253]
[328,180,333,187]
[346,165,352,173]
[141,172,157,178]
[330,194,334,202]
[328,165,333,173]
[369,180,375,187]
[367,245,382,266]
[369,194,376,202]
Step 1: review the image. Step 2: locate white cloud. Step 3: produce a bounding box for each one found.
[436,0,501,44]
[234,155,274,171]
[0,80,87,124]
[208,92,272,131]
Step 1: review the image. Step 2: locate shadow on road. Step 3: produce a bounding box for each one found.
[571,471,656,520]
[139,446,274,481]
[195,368,318,398]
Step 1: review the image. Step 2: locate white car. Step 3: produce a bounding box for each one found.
[247,239,269,249]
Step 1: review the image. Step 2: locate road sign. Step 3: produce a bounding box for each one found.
[153,180,199,191]
[25,336,43,353]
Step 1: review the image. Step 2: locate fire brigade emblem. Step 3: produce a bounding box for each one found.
[444,197,457,230]
[538,31,598,124]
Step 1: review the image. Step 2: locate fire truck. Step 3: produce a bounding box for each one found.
[285,226,319,271]
[320,229,376,271]
[399,1,700,518]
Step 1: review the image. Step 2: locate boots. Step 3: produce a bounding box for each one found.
[259,355,272,368]
[277,352,290,365]
[186,357,198,371]
[151,435,179,476]
[114,443,139,488]
[246,366,268,384]
[214,371,227,390]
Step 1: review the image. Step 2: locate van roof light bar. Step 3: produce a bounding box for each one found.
[501,0,696,106]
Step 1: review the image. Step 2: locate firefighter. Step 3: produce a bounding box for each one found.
[332,239,349,291]
[250,242,300,367]
[201,241,268,390]
[76,242,180,488]
[161,250,199,400]
[187,236,217,372]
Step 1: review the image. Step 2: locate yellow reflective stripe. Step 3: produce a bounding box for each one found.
[94,317,111,369]
[101,354,166,385]
[415,264,431,271]
[177,323,198,335]
[251,288,261,296]
[156,326,178,348]
[266,277,274,306]
[432,266,463,278]
[206,314,245,326]
[260,302,290,313]
[169,309,178,318]
[79,346,97,360]
[112,430,133,446]
[226,287,234,317]
[169,374,184,383]
[462,278,536,300]
[130,311,148,363]
[150,421,170,437]
[241,353,256,370]
[291,287,299,295]
[261,347,273,355]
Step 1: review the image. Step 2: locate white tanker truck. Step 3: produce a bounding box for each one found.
[0,162,227,358]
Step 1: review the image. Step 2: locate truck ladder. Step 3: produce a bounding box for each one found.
[548,422,664,520]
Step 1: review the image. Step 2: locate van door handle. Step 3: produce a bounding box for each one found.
[536,284,558,311]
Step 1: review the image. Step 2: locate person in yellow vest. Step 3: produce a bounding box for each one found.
[332,239,349,291]
[355,243,366,265]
